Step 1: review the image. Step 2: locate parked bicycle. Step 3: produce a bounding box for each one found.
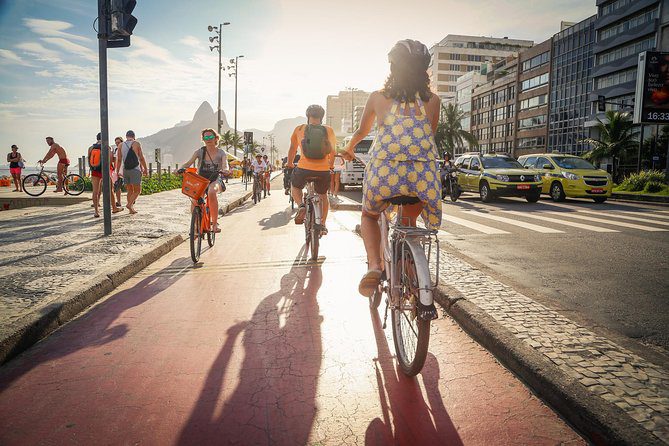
[22,164,85,197]
[301,179,324,261]
[179,168,217,263]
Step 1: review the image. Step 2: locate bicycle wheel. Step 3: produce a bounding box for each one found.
[391,242,430,376]
[64,174,85,196]
[309,202,319,261]
[206,210,216,248]
[22,174,47,196]
[190,207,202,263]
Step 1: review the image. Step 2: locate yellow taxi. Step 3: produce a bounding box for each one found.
[517,153,612,203]
[453,152,543,202]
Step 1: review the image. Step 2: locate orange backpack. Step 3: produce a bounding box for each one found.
[89,144,102,170]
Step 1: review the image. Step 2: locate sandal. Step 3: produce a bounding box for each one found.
[358,269,382,297]
[295,205,306,224]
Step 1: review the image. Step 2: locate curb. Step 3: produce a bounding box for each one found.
[0,195,89,211]
[0,187,255,366]
[0,234,184,366]
[433,287,663,446]
[611,192,669,205]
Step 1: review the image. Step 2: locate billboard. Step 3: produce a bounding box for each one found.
[634,51,669,124]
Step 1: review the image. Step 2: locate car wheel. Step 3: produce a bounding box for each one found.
[593,197,607,203]
[479,181,494,203]
[550,182,566,202]
[526,190,540,203]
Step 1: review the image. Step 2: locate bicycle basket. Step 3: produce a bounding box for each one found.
[181,171,209,199]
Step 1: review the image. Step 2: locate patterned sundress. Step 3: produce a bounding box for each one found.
[362,94,442,229]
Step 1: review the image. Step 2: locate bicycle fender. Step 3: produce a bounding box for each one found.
[403,239,433,307]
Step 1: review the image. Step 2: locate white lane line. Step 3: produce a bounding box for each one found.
[574,209,669,227]
[502,211,619,233]
[614,210,669,221]
[443,214,510,234]
[461,211,564,233]
[542,212,668,232]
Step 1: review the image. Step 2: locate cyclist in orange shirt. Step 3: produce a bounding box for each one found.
[287,105,335,233]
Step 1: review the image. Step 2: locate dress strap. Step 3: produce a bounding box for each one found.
[415,93,428,117]
[390,101,399,115]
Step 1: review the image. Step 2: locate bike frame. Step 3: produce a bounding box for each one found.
[304,181,323,228]
[193,189,212,233]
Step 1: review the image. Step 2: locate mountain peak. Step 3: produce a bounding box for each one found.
[193,101,215,121]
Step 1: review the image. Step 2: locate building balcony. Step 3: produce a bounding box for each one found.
[593,20,657,54]
[590,79,637,101]
[592,53,645,78]
[595,0,659,30]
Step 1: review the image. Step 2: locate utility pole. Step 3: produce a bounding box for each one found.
[230,55,244,155]
[98,0,111,235]
[208,22,230,137]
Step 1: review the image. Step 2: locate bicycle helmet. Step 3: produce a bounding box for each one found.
[388,39,431,71]
[306,104,325,120]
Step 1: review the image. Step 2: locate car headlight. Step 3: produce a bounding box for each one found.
[496,174,509,182]
[562,172,580,180]
[534,174,542,182]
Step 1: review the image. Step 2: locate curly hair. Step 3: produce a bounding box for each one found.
[381,62,432,103]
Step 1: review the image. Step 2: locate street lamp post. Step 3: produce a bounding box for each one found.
[228,55,244,155]
[345,86,358,134]
[208,22,230,137]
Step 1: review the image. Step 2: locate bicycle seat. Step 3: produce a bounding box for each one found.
[385,195,421,205]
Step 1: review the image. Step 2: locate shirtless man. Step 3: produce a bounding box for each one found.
[40,136,69,193]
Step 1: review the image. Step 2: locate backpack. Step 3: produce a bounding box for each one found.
[301,124,331,159]
[123,141,139,170]
[89,144,102,171]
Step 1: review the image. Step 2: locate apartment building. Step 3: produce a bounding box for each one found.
[469,57,519,155]
[455,70,488,146]
[515,38,552,157]
[429,35,534,101]
[549,15,597,155]
[325,90,370,136]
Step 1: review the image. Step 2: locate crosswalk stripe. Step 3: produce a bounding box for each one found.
[574,209,669,227]
[443,214,510,234]
[615,210,669,221]
[502,211,619,232]
[462,211,564,233]
[542,211,668,232]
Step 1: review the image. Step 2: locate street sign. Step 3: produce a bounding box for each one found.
[634,51,669,124]
[243,131,253,145]
[653,156,660,161]
[154,148,161,163]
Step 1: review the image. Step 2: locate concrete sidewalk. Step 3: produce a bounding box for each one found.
[0,176,263,365]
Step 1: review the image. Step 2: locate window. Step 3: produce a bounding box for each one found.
[535,157,552,169]
[601,0,633,16]
[520,156,537,167]
[521,73,549,91]
[597,37,655,65]
[470,157,481,169]
[493,107,506,121]
[518,115,547,130]
[517,136,546,148]
[438,53,450,60]
[449,64,460,71]
[482,156,524,169]
[595,68,636,89]
[599,7,659,41]
[520,94,548,110]
[522,52,550,72]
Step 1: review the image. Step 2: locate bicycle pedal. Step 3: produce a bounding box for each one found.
[416,302,439,321]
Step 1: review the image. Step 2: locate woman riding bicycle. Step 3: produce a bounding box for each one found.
[179,128,229,233]
[342,39,442,297]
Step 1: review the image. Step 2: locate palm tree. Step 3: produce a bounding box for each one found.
[230,133,243,156]
[220,130,234,152]
[435,103,478,157]
[581,110,639,181]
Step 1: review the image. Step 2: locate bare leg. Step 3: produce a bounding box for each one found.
[92,176,101,216]
[291,185,303,207]
[361,212,382,271]
[12,173,20,191]
[208,183,220,230]
[334,172,340,197]
[319,193,329,226]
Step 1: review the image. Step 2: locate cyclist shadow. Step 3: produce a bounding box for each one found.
[364,309,463,446]
[0,256,194,392]
[258,209,293,230]
[177,247,323,445]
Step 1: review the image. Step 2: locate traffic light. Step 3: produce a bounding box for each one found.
[597,95,606,112]
[110,0,137,37]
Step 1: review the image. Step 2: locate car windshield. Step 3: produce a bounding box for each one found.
[481,156,524,169]
[553,157,596,169]
[354,139,373,153]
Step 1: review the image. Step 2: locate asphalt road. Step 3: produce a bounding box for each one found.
[0,183,581,445]
[340,187,669,357]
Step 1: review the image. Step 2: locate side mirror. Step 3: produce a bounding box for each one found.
[543,164,554,170]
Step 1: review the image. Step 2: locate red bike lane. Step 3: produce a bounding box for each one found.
[0,189,584,445]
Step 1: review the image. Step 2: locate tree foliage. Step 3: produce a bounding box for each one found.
[434,103,478,157]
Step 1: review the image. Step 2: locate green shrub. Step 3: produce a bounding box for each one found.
[644,181,664,193]
[618,170,668,191]
[140,173,182,195]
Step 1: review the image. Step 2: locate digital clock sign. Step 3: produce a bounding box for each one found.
[634,51,669,124]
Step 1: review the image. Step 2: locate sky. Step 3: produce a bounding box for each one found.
[0,0,596,164]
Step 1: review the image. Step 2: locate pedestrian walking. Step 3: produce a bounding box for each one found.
[330,154,344,199]
[39,137,69,193]
[89,133,122,218]
[7,144,24,192]
[116,130,147,215]
[113,136,124,207]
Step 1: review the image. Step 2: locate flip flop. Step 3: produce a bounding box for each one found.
[358,269,382,297]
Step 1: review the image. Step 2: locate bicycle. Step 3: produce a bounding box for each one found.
[301,179,324,261]
[22,164,85,197]
[441,168,460,202]
[252,172,263,204]
[283,167,295,210]
[180,169,217,263]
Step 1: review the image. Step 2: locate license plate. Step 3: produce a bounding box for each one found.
[590,188,604,193]
[517,185,530,190]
